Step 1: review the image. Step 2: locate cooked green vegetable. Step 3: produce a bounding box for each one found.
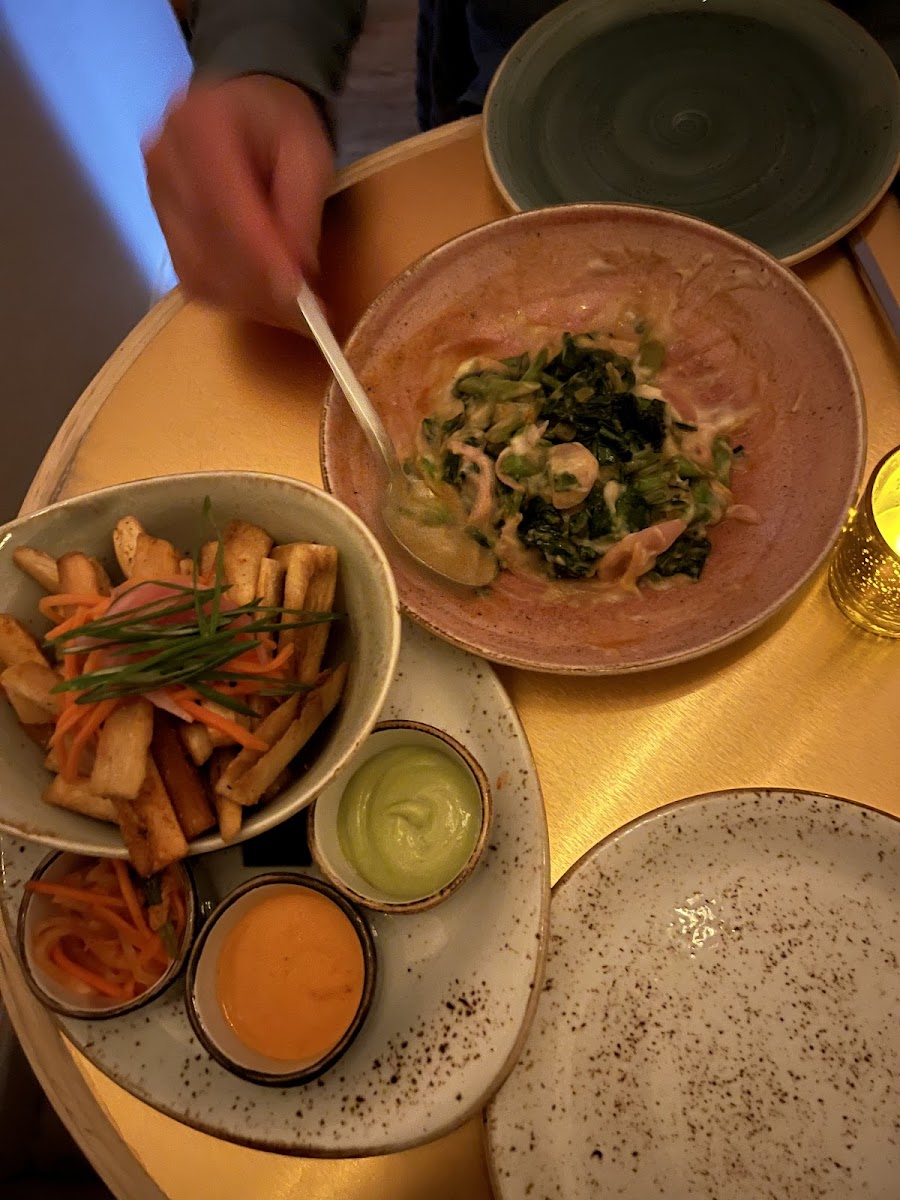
[651,530,713,581]
[405,330,749,587]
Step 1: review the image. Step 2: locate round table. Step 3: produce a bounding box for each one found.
[2,118,900,1200]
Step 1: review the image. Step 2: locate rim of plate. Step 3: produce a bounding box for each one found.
[320,205,866,675]
[0,470,402,854]
[552,786,900,897]
[481,0,900,266]
[482,784,900,1185]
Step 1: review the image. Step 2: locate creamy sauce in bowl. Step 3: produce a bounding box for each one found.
[216,889,366,1063]
[337,744,483,902]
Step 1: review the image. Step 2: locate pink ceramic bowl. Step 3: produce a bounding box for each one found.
[321,205,864,674]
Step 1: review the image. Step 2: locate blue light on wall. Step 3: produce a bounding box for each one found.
[2,0,191,296]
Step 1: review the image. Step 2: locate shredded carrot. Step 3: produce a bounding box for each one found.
[49,944,130,999]
[63,698,118,781]
[29,859,186,1003]
[49,702,91,747]
[62,647,82,682]
[46,596,112,635]
[226,644,295,677]
[102,908,159,952]
[51,639,113,748]
[45,609,90,640]
[55,616,88,712]
[170,888,185,933]
[136,936,168,970]
[113,859,151,940]
[85,596,113,619]
[26,881,126,910]
[177,698,269,750]
[39,593,106,619]
[81,648,105,674]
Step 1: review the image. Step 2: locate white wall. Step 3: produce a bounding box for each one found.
[0,1,190,520]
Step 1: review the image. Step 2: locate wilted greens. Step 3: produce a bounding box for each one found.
[403,332,748,587]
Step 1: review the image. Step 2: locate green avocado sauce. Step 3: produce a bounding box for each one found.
[337,744,482,901]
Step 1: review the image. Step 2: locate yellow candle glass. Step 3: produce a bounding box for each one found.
[829,446,900,637]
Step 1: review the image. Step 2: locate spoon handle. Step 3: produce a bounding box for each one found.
[296,282,399,472]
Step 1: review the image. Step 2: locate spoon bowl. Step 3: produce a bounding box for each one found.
[381,474,499,589]
[297,284,497,589]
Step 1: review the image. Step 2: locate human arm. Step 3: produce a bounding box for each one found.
[145,1,366,324]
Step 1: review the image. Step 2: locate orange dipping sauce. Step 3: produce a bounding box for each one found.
[216,888,365,1063]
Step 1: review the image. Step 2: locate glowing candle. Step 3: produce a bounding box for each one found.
[876,503,900,557]
[829,446,900,638]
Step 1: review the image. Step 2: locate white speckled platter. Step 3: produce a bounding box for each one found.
[0,621,550,1157]
[486,789,900,1199]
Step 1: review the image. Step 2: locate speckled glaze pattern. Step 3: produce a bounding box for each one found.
[321,205,865,674]
[486,789,900,1199]
[0,621,550,1157]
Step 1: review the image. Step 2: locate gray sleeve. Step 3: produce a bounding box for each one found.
[190,0,367,105]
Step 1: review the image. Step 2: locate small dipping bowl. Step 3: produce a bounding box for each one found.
[309,721,492,915]
[17,851,196,1020]
[185,874,376,1087]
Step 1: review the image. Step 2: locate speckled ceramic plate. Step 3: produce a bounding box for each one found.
[0,621,550,1157]
[486,789,900,1199]
[484,0,900,264]
[321,205,865,675]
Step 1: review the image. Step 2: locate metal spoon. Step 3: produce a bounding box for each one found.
[297,283,498,588]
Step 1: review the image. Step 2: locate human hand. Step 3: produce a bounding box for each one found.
[145,75,333,325]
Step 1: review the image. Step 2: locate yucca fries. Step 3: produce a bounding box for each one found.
[43,775,117,823]
[180,721,214,766]
[57,552,110,601]
[255,557,285,609]
[215,695,301,799]
[0,615,48,668]
[91,697,154,800]
[273,543,338,682]
[129,532,181,580]
[152,714,216,840]
[208,749,242,843]
[199,540,218,580]
[223,520,274,606]
[113,756,189,877]
[217,664,348,808]
[112,515,144,577]
[12,547,59,592]
[1,661,63,724]
[3,511,348,870]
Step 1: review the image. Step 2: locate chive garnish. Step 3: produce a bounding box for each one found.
[47,519,340,707]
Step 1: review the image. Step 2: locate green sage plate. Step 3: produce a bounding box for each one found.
[483,0,900,263]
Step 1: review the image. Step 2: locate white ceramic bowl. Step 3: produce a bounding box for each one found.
[0,472,401,857]
[308,721,492,914]
[184,874,376,1086]
[17,850,196,1019]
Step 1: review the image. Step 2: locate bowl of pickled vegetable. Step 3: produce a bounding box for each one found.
[17,850,195,1018]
